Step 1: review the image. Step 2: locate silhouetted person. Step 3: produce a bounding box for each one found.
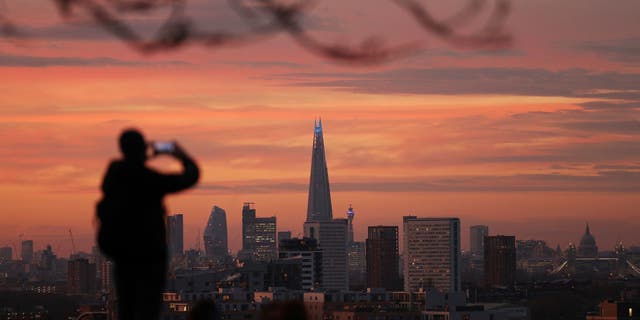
[188,300,221,320]
[97,129,199,320]
[260,301,307,320]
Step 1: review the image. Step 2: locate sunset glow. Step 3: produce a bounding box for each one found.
[1,0,639,257]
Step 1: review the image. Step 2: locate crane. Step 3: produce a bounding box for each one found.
[17,233,23,260]
[69,229,76,257]
[195,229,201,252]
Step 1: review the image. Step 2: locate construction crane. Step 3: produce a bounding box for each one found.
[69,229,76,256]
[195,229,201,252]
[17,233,23,260]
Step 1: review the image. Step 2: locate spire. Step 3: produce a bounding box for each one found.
[306,118,333,222]
[585,222,590,235]
[347,204,354,219]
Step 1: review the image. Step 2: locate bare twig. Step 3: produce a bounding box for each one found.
[391,0,512,48]
[1,0,512,63]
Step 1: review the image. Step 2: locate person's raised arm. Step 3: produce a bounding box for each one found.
[157,142,200,194]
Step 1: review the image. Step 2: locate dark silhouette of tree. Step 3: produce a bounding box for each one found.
[1,0,512,64]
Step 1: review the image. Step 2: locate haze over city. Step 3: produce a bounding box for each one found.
[1,0,640,257]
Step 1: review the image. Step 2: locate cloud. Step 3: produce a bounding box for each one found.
[274,67,640,99]
[198,170,640,194]
[472,140,640,164]
[0,53,189,67]
[559,120,640,134]
[221,61,308,69]
[593,164,640,170]
[579,101,640,111]
[575,38,640,65]
[419,48,525,59]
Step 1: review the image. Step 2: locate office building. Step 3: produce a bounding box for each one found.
[304,219,348,290]
[470,225,489,256]
[101,260,114,293]
[203,206,229,260]
[279,238,322,291]
[242,202,257,254]
[167,213,184,258]
[21,240,34,264]
[516,239,552,259]
[67,258,97,295]
[0,246,12,263]
[347,241,366,290]
[366,226,400,290]
[403,216,460,293]
[302,120,349,290]
[240,203,277,262]
[484,235,516,288]
[39,245,56,271]
[265,260,303,290]
[277,231,291,248]
[253,216,277,262]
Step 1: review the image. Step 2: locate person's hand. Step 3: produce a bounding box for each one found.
[171,142,189,160]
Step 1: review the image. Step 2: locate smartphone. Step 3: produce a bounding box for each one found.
[153,141,175,154]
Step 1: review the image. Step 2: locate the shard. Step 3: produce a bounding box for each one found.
[303,119,348,290]
[306,119,333,222]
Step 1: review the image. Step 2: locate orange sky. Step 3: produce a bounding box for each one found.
[1,0,639,256]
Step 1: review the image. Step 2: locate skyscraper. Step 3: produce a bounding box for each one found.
[470,225,489,256]
[203,206,229,260]
[253,216,277,262]
[67,258,97,295]
[304,219,348,290]
[366,226,400,291]
[347,242,366,290]
[0,247,12,263]
[403,216,460,293]
[279,238,323,291]
[242,202,257,253]
[484,235,516,288]
[302,120,349,290]
[167,213,184,259]
[240,203,277,262]
[306,119,332,222]
[39,245,56,271]
[21,240,33,264]
[101,260,114,293]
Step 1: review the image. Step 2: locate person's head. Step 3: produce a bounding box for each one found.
[119,129,147,162]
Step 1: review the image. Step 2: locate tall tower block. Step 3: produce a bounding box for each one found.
[306,119,333,222]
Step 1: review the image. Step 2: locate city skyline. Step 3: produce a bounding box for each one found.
[1,0,640,256]
[1,118,636,257]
